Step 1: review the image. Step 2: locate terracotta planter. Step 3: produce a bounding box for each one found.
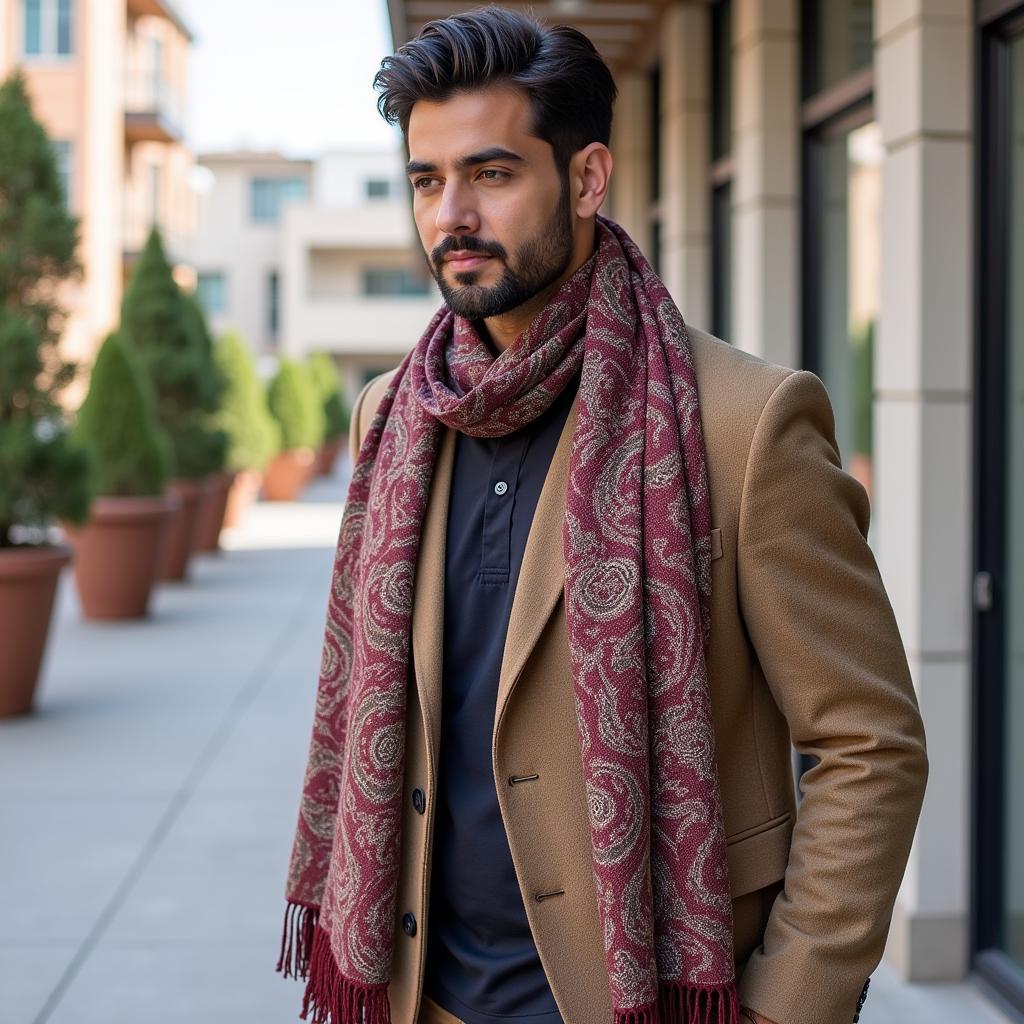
[158,477,208,582]
[263,448,316,501]
[223,469,263,530]
[194,470,237,553]
[65,494,180,619]
[0,544,72,717]
[316,437,344,477]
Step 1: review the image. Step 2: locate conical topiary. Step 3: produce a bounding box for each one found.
[214,330,280,472]
[308,351,349,443]
[119,227,227,479]
[0,71,91,547]
[267,357,326,451]
[73,332,170,497]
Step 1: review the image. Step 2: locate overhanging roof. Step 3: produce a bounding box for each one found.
[386,1,687,73]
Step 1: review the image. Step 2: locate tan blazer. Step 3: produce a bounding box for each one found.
[346,326,928,1024]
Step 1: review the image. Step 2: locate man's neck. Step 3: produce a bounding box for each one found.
[481,221,597,354]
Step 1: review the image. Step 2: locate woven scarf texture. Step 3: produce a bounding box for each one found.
[278,217,738,1024]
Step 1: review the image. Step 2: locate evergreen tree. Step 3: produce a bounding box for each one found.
[0,71,91,547]
[213,330,280,472]
[119,227,225,478]
[74,332,170,497]
[308,351,349,443]
[267,357,325,451]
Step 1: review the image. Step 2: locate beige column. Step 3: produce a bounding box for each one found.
[658,2,710,327]
[608,71,651,255]
[874,0,974,982]
[732,0,799,365]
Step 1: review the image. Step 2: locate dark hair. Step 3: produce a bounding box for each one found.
[374,5,617,171]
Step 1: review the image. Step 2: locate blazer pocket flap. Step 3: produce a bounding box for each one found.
[710,527,723,560]
[726,812,792,898]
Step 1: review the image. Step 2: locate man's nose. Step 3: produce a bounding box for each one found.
[435,181,480,237]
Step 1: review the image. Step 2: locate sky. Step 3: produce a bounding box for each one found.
[174,0,400,157]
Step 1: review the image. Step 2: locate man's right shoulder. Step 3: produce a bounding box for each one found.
[349,368,399,463]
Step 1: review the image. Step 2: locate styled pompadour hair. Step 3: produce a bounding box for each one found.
[373,5,617,171]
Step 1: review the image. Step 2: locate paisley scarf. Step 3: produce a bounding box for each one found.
[278,217,738,1024]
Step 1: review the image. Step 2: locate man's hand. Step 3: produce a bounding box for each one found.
[741,1008,779,1024]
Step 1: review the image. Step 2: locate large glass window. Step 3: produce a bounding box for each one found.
[801,1,876,504]
[250,177,308,224]
[362,267,430,297]
[23,0,74,57]
[710,0,734,342]
[196,272,227,315]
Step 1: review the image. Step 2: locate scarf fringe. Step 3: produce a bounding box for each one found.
[298,921,392,1023]
[616,981,741,1024]
[276,901,320,980]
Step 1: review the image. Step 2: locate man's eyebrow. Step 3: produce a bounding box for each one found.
[405,147,525,176]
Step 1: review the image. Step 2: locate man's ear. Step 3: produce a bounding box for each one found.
[570,143,613,219]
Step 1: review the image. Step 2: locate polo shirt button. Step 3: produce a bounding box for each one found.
[494,480,508,495]
[401,911,417,937]
[412,787,426,814]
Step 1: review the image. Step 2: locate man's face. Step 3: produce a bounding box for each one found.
[406,87,576,321]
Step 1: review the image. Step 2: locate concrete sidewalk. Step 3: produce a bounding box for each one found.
[0,461,1015,1024]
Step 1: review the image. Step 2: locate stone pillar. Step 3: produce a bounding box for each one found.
[874,0,974,982]
[732,0,799,365]
[608,71,651,256]
[658,2,710,327]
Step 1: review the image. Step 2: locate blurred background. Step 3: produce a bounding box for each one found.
[0,1,1022,1022]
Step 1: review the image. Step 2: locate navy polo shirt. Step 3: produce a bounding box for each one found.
[422,372,579,1024]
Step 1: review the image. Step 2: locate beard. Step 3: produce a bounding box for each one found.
[426,181,575,320]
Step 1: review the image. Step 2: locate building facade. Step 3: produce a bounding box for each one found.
[190,148,440,398]
[384,0,1024,1015]
[0,0,198,391]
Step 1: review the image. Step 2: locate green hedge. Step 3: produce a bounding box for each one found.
[213,331,280,472]
[308,352,349,443]
[267,358,325,451]
[74,332,170,498]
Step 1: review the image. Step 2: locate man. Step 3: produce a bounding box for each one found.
[277,9,928,1024]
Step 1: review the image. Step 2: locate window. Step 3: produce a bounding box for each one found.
[52,140,71,209]
[800,0,877,504]
[250,176,308,223]
[975,7,1024,1014]
[196,272,227,315]
[268,270,280,339]
[23,0,74,57]
[361,268,430,296]
[365,179,391,199]
[710,0,734,342]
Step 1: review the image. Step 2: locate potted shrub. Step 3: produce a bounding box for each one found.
[65,331,177,619]
[213,330,280,529]
[180,290,232,552]
[119,227,227,580]
[308,351,349,476]
[263,357,325,501]
[0,71,92,717]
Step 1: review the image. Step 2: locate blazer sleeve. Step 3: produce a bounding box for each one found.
[734,369,928,1024]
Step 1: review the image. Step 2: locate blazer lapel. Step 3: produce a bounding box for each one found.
[493,392,580,736]
[411,425,455,765]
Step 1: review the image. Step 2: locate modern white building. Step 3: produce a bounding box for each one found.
[190,148,440,398]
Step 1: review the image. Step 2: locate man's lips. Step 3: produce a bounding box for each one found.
[443,252,494,270]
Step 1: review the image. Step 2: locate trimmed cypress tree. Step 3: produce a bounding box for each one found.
[308,351,349,443]
[213,330,280,472]
[73,332,170,497]
[119,227,226,478]
[0,71,91,547]
[267,357,325,451]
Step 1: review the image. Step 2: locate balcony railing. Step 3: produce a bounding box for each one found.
[124,71,184,143]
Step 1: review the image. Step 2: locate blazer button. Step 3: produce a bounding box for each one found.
[412,787,426,814]
[401,911,417,937]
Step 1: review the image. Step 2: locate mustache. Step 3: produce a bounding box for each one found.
[430,235,508,269]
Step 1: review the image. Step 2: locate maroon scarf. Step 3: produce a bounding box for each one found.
[278,217,738,1024]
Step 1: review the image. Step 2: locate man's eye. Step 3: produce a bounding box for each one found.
[413,177,439,190]
[478,169,508,181]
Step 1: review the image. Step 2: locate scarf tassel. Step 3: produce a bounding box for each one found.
[276,901,319,980]
[299,921,392,1023]
[615,981,741,1024]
